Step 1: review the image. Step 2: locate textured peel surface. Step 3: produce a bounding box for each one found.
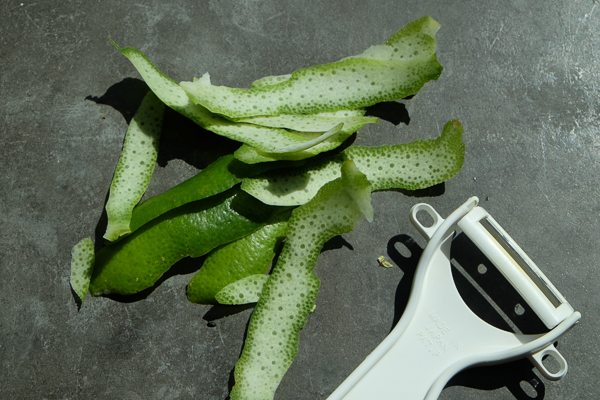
[69,237,95,303]
[90,189,282,296]
[104,91,164,241]
[187,216,288,304]
[180,17,441,119]
[112,43,344,155]
[242,120,465,205]
[215,274,270,305]
[230,161,372,400]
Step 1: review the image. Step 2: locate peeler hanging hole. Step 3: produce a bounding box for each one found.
[541,353,563,375]
[528,344,569,381]
[416,209,435,228]
[409,203,444,240]
[477,264,487,274]
[515,303,526,316]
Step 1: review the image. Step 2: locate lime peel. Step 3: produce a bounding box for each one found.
[251,74,292,88]
[180,16,442,119]
[241,119,465,206]
[234,113,377,133]
[230,160,372,400]
[233,124,355,164]
[125,155,307,237]
[378,256,394,268]
[89,189,284,296]
[111,42,353,157]
[274,123,343,153]
[128,154,242,234]
[187,215,288,304]
[69,237,95,303]
[233,112,377,163]
[104,91,164,241]
[215,274,270,305]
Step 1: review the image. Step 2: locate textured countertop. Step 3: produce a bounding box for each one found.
[1,1,598,399]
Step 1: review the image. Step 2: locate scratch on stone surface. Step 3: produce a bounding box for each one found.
[232,21,268,37]
[539,126,547,178]
[576,3,596,36]
[489,22,504,50]
[265,11,285,23]
[536,181,552,206]
[216,324,225,346]
[307,365,315,393]
[23,6,41,33]
[71,346,84,375]
[20,136,109,144]
[133,3,167,51]
[156,362,171,374]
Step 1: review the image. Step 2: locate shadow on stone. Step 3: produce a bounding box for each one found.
[446,359,546,399]
[365,101,410,126]
[157,106,241,170]
[387,234,423,329]
[391,182,446,198]
[86,77,150,124]
[322,235,354,252]
[203,303,256,322]
[87,77,242,171]
[70,286,83,311]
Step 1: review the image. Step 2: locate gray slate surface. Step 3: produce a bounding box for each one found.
[1,1,598,399]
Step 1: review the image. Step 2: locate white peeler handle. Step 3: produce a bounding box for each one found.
[327,197,580,400]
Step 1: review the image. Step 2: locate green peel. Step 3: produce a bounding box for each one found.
[230,161,372,400]
[124,155,306,237]
[346,119,464,191]
[112,43,346,156]
[233,124,354,164]
[181,56,441,119]
[347,16,440,62]
[180,16,442,119]
[89,188,283,296]
[187,215,288,304]
[251,74,292,88]
[215,274,269,305]
[231,112,377,160]
[242,155,345,204]
[232,112,374,164]
[69,237,95,303]
[104,91,164,241]
[127,154,242,234]
[274,123,343,153]
[234,113,377,133]
[242,120,465,205]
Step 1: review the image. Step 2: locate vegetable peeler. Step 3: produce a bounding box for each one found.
[328,197,581,400]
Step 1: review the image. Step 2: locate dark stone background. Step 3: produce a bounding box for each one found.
[1,1,598,399]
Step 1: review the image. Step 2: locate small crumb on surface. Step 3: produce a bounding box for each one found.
[377,255,393,268]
